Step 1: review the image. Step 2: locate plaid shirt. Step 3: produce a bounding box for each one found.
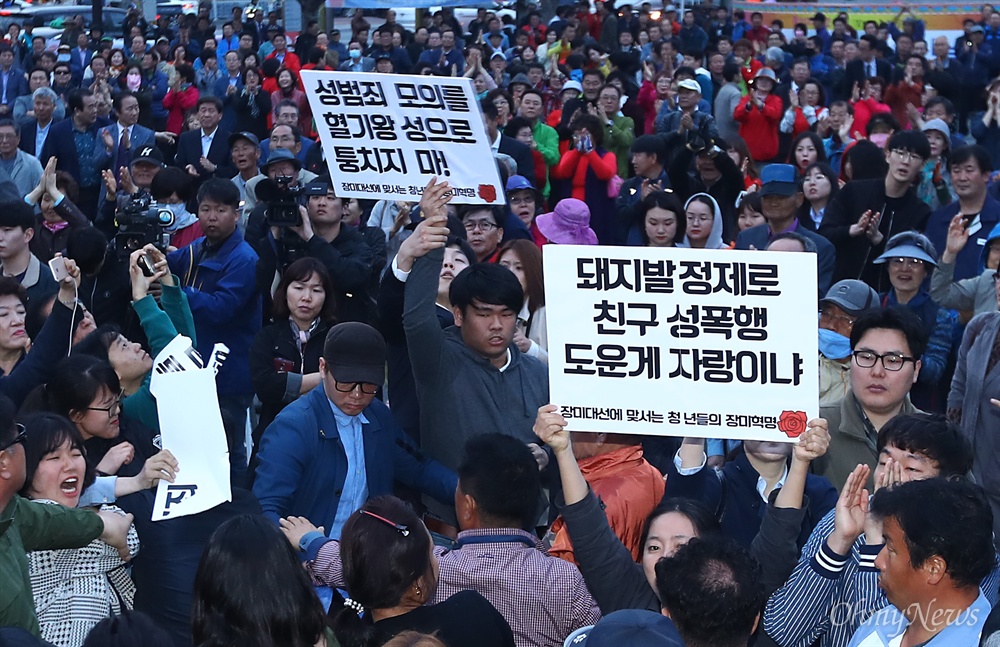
[308,527,601,647]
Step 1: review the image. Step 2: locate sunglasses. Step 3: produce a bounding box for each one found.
[0,423,26,453]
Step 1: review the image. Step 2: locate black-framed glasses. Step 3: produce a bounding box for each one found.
[852,350,916,371]
[463,220,499,232]
[334,381,378,395]
[86,390,124,419]
[0,423,26,452]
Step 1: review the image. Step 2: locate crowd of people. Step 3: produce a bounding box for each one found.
[2,1,1000,646]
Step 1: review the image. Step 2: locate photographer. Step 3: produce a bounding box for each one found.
[243,128,318,212]
[98,146,166,236]
[254,176,376,325]
[667,136,745,243]
[244,148,310,255]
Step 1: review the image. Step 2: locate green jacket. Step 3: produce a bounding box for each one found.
[605,113,635,178]
[121,278,197,431]
[0,495,104,635]
[531,120,560,197]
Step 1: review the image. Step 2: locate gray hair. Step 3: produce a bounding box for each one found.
[494,152,517,176]
[32,87,57,103]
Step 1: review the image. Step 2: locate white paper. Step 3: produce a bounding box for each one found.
[301,70,504,205]
[151,336,232,521]
[543,245,819,443]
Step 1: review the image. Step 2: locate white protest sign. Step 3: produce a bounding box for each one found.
[150,336,232,521]
[301,70,504,204]
[544,245,819,443]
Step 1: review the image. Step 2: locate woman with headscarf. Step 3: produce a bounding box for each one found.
[677,193,727,249]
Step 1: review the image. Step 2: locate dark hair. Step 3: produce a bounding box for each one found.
[446,235,476,266]
[722,61,741,83]
[192,514,327,647]
[82,610,175,647]
[479,97,500,121]
[457,433,540,529]
[865,111,897,135]
[19,412,97,498]
[26,355,120,419]
[738,190,763,215]
[150,165,193,202]
[925,96,955,117]
[789,131,827,167]
[802,162,840,205]
[0,392,15,447]
[843,140,888,181]
[68,88,94,114]
[449,262,523,314]
[877,413,973,477]
[503,115,534,139]
[520,87,544,104]
[950,144,993,173]
[112,91,138,113]
[272,257,337,323]
[870,478,995,588]
[174,63,195,84]
[887,130,931,160]
[0,200,37,230]
[74,325,122,366]
[581,68,605,85]
[0,275,27,305]
[200,48,217,64]
[639,497,718,556]
[655,536,764,647]
[769,231,817,253]
[498,239,544,313]
[638,190,686,246]
[274,98,299,116]
[197,178,240,209]
[569,112,605,147]
[65,227,109,276]
[331,497,431,647]
[196,95,223,112]
[850,306,928,360]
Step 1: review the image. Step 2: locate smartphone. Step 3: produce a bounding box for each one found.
[137,253,156,278]
[48,257,69,282]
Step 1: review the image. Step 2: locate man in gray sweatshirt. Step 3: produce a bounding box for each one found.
[398,195,549,522]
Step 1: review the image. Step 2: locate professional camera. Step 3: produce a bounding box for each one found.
[114,194,175,259]
[256,176,306,227]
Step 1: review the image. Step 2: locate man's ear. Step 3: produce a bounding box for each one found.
[451,306,464,327]
[923,555,948,586]
[0,447,14,482]
[318,357,327,378]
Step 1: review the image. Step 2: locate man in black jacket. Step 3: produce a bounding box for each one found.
[818,130,931,291]
[616,134,671,245]
[482,99,535,186]
[254,177,376,325]
[174,96,234,183]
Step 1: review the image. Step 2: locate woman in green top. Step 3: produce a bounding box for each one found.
[74,245,197,432]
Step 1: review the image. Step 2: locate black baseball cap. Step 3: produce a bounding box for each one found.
[131,145,164,168]
[323,323,386,385]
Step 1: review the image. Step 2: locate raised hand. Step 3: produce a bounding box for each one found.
[533,404,570,454]
[943,213,971,261]
[828,463,870,554]
[792,418,831,463]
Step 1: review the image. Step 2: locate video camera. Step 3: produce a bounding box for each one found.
[256,176,307,227]
[114,194,175,260]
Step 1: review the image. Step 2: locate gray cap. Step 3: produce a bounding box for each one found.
[509,72,531,88]
[874,231,938,267]
[820,280,879,316]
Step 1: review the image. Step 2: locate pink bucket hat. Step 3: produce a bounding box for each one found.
[535,198,598,245]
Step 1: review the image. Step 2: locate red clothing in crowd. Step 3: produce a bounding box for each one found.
[746,25,771,46]
[738,57,764,86]
[551,148,618,200]
[734,93,783,162]
[162,85,199,135]
[266,49,301,75]
[851,97,892,140]
[548,445,665,563]
[883,81,923,130]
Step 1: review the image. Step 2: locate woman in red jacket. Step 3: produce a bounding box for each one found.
[551,113,618,244]
[162,64,199,135]
[734,67,782,164]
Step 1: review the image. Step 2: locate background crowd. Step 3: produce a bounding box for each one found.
[2,1,1000,646]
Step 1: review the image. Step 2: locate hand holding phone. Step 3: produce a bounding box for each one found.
[48,256,69,282]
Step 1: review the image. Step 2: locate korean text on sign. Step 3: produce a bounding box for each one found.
[302,71,504,204]
[543,246,819,443]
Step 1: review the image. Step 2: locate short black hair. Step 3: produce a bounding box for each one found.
[655,536,764,647]
[925,96,956,117]
[449,261,523,314]
[67,88,93,114]
[456,204,504,228]
[888,130,931,161]
[870,478,995,588]
[82,610,175,647]
[877,413,972,477]
[0,393,15,447]
[850,306,928,360]
[639,497,717,553]
[638,190,686,245]
[112,91,138,113]
[66,227,109,275]
[458,434,540,529]
[196,95,223,112]
[196,178,240,209]
[19,412,97,498]
[0,200,36,230]
[950,144,993,174]
[480,97,500,121]
[150,166,193,202]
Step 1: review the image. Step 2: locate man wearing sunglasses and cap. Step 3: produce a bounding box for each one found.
[253,322,456,540]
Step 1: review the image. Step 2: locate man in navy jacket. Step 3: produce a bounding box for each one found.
[253,321,456,537]
[167,178,260,482]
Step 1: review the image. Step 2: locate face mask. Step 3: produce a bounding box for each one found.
[870,133,890,149]
[349,49,361,59]
[126,73,141,90]
[818,327,852,360]
[57,53,70,63]
[165,203,188,215]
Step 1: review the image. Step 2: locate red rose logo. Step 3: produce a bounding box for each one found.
[478,184,497,202]
[778,410,808,438]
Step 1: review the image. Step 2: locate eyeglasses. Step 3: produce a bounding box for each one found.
[0,423,25,453]
[820,308,857,326]
[87,390,124,419]
[464,220,499,232]
[687,214,713,224]
[852,350,916,371]
[334,381,379,395]
[888,257,925,268]
[890,149,923,163]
